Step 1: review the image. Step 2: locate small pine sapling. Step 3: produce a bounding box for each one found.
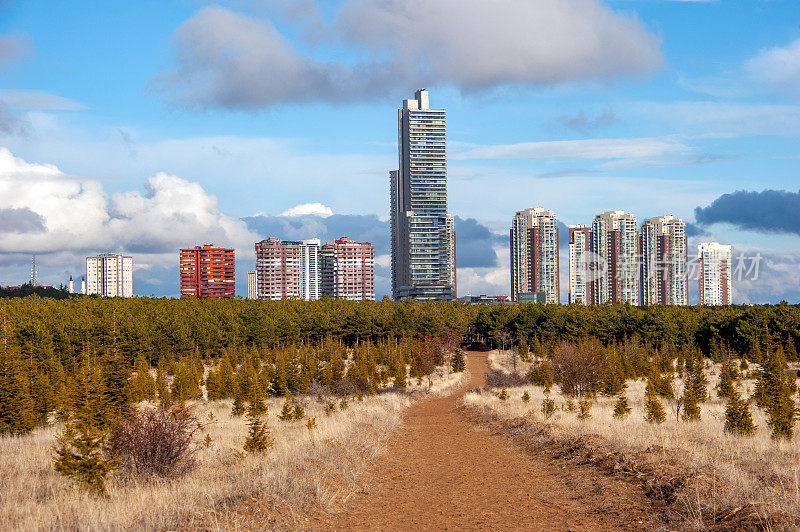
[577,399,592,420]
[243,409,273,453]
[682,386,701,422]
[278,398,295,422]
[613,393,632,419]
[566,399,576,412]
[339,397,348,411]
[541,397,556,419]
[497,387,509,401]
[292,402,305,421]
[724,391,756,436]
[305,417,317,431]
[644,377,666,424]
[325,402,336,416]
[521,391,530,403]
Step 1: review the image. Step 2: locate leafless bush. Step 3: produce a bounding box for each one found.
[484,369,529,388]
[107,402,201,479]
[550,341,604,397]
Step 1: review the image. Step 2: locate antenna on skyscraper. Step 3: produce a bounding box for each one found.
[30,254,38,287]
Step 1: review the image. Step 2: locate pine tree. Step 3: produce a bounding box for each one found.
[497,387,509,401]
[717,352,737,399]
[53,357,116,494]
[724,391,756,436]
[685,353,708,403]
[450,349,466,373]
[541,396,555,418]
[521,391,530,402]
[130,357,156,403]
[644,377,666,424]
[613,392,631,418]
[601,349,626,396]
[755,347,798,440]
[243,405,273,453]
[518,337,529,362]
[278,398,295,421]
[529,362,553,392]
[577,399,592,420]
[155,362,171,403]
[682,386,701,421]
[0,317,35,435]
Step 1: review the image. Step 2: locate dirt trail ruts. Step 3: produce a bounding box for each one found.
[316,350,659,531]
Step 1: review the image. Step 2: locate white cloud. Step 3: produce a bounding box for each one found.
[0,90,86,111]
[453,137,689,161]
[745,37,800,97]
[374,254,391,268]
[158,1,662,108]
[0,147,258,258]
[280,202,333,217]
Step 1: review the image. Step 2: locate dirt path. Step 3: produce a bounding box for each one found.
[317,350,659,531]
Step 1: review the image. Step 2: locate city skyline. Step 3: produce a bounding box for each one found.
[0,1,797,303]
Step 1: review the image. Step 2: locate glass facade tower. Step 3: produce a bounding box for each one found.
[391,89,456,300]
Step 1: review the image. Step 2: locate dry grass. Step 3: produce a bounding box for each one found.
[0,366,468,531]
[466,350,800,526]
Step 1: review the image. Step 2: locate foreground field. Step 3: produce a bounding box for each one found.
[462,350,800,528]
[0,367,466,531]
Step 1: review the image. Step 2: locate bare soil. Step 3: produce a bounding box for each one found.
[314,351,663,531]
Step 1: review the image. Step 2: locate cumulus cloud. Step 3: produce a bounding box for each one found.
[454,216,500,268]
[158,1,662,108]
[280,202,333,217]
[0,207,45,233]
[0,147,257,257]
[694,189,800,237]
[745,37,800,97]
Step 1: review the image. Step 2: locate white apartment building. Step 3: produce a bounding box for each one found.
[591,211,639,305]
[568,225,592,305]
[510,207,559,303]
[698,242,732,306]
[640,216,688,306]
[86,253,133,298]
[247,271,257,300]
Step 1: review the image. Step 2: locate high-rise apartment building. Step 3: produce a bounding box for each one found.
[698,242,732,306]
[510,208,559,303]
[321,237,375,301]
[568,225,592,305]
[86,253,133,298]
[640,216,688,306]
[254,238,320,300]
[179,244,235,298]
[591,211,639,305]
[247,271,257,300]
[390,89,456,301]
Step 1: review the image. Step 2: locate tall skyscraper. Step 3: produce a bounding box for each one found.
[510,207,559,303]
[179,244,235,298]
[247,271,257,300]
[390,89,456,301]
[254,238,320,300]
[321,237,375,301]
[86,253,133,298]
[698,242,732,306]
[568,225,592,305]
[591,211,639,305]
[640,215,688,306]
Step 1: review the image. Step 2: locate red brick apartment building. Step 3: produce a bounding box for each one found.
[321,237,375,301]
[179,244,235,298]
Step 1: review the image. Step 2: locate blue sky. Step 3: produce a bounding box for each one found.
[0,0,798,302]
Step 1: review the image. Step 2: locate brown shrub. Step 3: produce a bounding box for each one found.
[107,402,201,478]
[550,341,604,397]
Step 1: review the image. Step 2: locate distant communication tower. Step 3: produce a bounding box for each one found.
[30,254,38,287]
